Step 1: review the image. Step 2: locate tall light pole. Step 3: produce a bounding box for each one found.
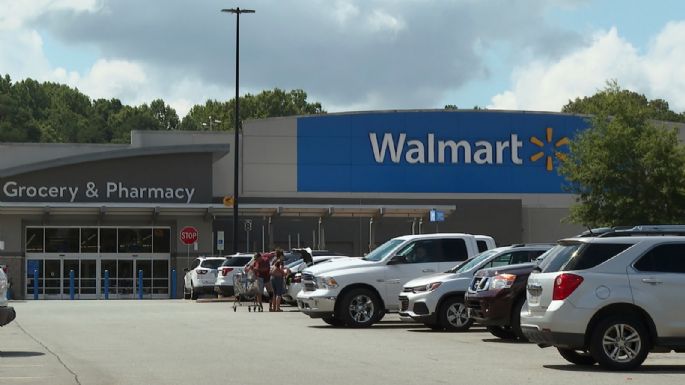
[221,7,254,254]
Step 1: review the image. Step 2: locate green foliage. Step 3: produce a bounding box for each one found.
[180,88,325,132]
[559,82,685,226]
[0,74,324,143]
[562,80,685,123]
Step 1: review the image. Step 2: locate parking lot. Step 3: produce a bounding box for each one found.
[1,300,684,385]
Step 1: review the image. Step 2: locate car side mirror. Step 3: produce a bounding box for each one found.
[387,255,406,265]
[183,268,189,272]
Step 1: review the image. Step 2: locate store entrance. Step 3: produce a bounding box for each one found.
[25,226,172,300]
[26,256,169,299]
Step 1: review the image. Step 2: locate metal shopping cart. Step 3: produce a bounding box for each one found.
[232,271,263,312]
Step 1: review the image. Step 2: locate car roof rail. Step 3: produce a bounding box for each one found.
[597,224,685,237]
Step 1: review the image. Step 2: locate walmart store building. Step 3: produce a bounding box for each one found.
[1,109,644,300]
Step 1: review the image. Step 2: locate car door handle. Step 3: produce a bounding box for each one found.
[422,269,435,273]
[641,278,663,285]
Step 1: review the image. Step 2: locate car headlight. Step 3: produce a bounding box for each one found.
[318,276,338,289]
[490,274,516,290]
[412,282,442,293]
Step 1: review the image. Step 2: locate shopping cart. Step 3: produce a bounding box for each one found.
[232,271,263,312]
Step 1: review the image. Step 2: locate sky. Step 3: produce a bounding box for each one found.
[1,0,684,117]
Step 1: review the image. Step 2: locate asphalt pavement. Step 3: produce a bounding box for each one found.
[1,300,684,385]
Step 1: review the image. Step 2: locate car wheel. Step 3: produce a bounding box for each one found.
[183,285,191,300]
[589,315,649,371]
[336,288,381,328]
[190,283,198,300]
[438,297,473,332]
[557,348,596,366]
[511,298,528,341]
[486,325,517,340]
[322,315,346,327]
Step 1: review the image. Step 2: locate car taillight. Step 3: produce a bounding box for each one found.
[221,267,234,276]
[293,274,301,283]
[197,269,208,275]
[552,273,584,300]
[1,266,7,273]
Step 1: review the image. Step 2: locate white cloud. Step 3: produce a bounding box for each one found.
[366,9,405,34]
[77,59,147,101]
[0,0,100,30]
[490,22,685,112]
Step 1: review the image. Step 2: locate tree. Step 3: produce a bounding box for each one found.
[180,88,325,132]
[559,82,685,226]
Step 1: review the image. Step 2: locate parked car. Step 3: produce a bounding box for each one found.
[465,262,539,340]
[214,253,255,297]
[475,235,497,252]
[399,244,552,331]
[297,233,495,327]
[283,252,350,305]
[521,225,685,370]
[0,265,16,327]
[183,256,226,299]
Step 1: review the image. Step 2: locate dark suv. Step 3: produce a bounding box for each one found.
[465,262,536,340]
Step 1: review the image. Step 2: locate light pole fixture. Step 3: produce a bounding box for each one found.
[221,7,255,254]
[202,115,222,131]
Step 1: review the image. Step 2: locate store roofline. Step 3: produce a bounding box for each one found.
[0,202,456,218]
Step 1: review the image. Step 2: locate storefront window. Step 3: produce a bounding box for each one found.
[45,228,79,253]
[81,228,98,253]
[100,228,117,253]
[26,228,44,253]
[118,228,152,253]
[153,228,170,253]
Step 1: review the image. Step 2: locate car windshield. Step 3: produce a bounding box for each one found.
[362,239,404,261]
[448,249,500,273]
[283,253,301,265]
[222,256,252,267]
[200,259,225,269]
[286,259,304,269]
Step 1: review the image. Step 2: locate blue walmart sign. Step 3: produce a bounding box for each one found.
[297,111,588,193]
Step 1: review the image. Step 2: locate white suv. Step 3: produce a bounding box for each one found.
[297,233,493,327]
[183,257,226,299]
[214,253,255,297]
[0,266,16,327]
[521,227,685,370]
[400,244,552,331]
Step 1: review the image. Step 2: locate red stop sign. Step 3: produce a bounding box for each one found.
[180,226,198,245]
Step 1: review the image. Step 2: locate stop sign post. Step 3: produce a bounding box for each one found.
[180,226,198,245]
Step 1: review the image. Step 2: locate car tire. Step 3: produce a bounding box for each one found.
[183,285,191,300]
[511,298,528,341]
[557,348,596,366]
[486,325,517,340]
[322,315,346,327]
[589,315,649,371]
[336,288,381,328]
[190,283,198,300]
[438,297,473,332]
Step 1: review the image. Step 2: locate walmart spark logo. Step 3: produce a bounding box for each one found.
[529,127,569,172]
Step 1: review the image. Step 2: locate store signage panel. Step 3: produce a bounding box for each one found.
[0,153,212,203]
[297,111,589,193]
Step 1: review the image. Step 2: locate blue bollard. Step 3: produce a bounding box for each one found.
[33,269,38,300]
[104,270,109,300]
[138,270,143,300]
[69,270,75,300]
[170,269,176,299]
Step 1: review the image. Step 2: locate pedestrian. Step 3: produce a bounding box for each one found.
[251,252,273,310]
[270,258,287,312]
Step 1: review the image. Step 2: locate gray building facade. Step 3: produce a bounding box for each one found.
[9,108,661,300]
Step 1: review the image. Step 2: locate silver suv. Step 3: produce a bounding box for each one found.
[399,244,552,331]
[521,226,685,370]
